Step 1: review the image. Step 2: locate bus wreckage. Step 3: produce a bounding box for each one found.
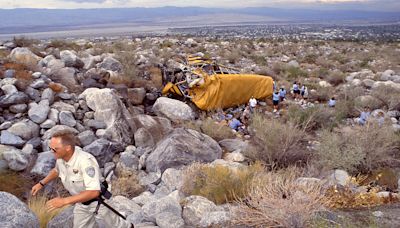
[162,55,274,110]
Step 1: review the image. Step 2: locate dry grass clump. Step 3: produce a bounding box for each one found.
[326,70,345,86]
[29,195,68,228]
[111,171,144,198]
[46,39,81,51]
[0,171,32,200]
[115,51,139,84]
[309,85,334,102]
[314,124,400,174]
[246,113,307,167]
[13,36,39,47]
[371,85,400,110]
[232,167,327,228]
[181,163,263,204]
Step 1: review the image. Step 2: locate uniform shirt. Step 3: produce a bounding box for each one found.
[55,146,101,196]
[328,99,336,107]
[293,84,299,91]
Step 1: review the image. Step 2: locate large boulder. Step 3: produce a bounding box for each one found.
[8,47,41,67]
[7,120,40,140]
[47,206,74,228]
[146,128,222,173]
[81,88,136,145]
[42,125,79,140]
[51,67,79,90]
[98,57,123,72]
[152,97,195,122]
[127,88,146,105]
[60,50,83,68]
[0,131,26,147]
[354,95,383,109]
[30,151,55,176]
[0,191,40,228]
[132,114,172,145]
[28,100,50,124]
[0,145,30,171]
[182,195,219,227]
[142,194,182,223]
[83,139,124,167]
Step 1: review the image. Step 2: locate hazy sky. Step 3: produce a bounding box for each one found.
[1,0,399,11]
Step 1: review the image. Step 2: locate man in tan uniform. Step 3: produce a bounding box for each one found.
[31,131,132,228]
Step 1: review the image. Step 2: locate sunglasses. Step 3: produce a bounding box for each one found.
[49,147,58,153]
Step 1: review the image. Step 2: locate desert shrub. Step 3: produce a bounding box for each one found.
[371,85,400,110]
[47,39,80,51]
[309,85,334,102]
[13,36,39,47]
[246,113,307,167]
[225,50,241,64]
[29,195,68,228]
[250,54,267,66]
[334,100,358,120]
[302,53,318,64]
[314,124,400,174]
[287,105,337,131]
[111,171,144,198]
[115,51,139,84]
[271,62,286,75]
[181,163,263,204]
[200,118,236,141]
[326,70,345,86]
[182,118,235,141]
[232,167,327,228]
[284,66,308,80]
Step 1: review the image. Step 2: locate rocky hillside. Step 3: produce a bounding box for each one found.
[0,37,400,227]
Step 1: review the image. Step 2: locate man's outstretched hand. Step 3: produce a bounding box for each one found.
[46,197,68,212]
[31,183,43,196]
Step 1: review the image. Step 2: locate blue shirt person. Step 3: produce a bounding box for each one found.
[328,97,336,107]
[358,109,371,125]
[279,88,286,101]
[229,118,242,131]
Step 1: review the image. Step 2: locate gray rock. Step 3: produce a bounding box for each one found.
[152,97,195,122]
[381,70,395,81]
[288,60,299,68]
[134,128,154,148]
[139,171,162,187]
[98,57,123,72]
[8,47,41,67]
[1,84,18,95]
[59,111,76,127]
[132,115,172,144]
[51,67,79,90]
[78,130,97,147]
[86,119,107,129]
[8,120,40,140]
[127,88,146,105]
[0,78,17,87]
[218,139,249,153]
[28,100,50,124]
[0,121,12,130]
[47,206,74,228]
[329,169,350,186]
[155,212,184,228]
[2,145,29,171]
[9,104,27,113]
[111,195,143,225]
[25,87,41,102]
[182,195,218,227]
[40,119,56,129]
[355,95,383,109]
[83,138,124,167]
[60,50,81,68]
[41,88,55,104]
[46,58,65,73]
[0,191,40,227]
[117,151,139,172]
[142,195,182,223]
[52,101,76,113]
[362,79,375,88]
[42,125,79,140]
[131,191,156,207]
[0,130,26,147]
[199,210,230,227]
[30,151,55,176]
[82,88,136,145]
[0,92,29,108]
[146,128,222,173]
[48,108,59,123]
[161,168,183,192]
[30,79,46,89]
[32,72,42,79]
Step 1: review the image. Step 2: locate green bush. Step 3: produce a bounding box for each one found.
[287,105,337,131]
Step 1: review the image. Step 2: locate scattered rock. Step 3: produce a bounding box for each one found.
[0,191,40,227]
[152,97,195,122]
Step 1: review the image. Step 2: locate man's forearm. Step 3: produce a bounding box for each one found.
[41,168,59,185]
[64,190,100,205]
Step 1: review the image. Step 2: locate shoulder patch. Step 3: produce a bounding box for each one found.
[85,166,95,178]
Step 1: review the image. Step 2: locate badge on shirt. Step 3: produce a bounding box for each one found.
[85,166,95,178]
[73,169,79,174]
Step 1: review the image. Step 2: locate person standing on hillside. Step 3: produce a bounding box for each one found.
[31,131,132,228]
